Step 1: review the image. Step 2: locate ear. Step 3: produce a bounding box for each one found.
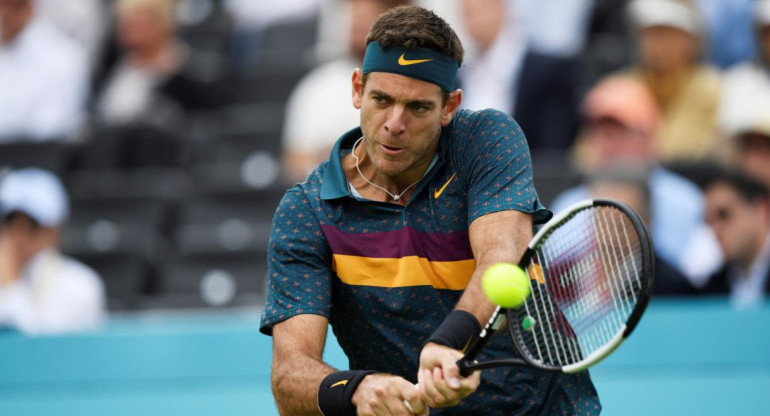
[441,89,463,126]
[352,68,364,110]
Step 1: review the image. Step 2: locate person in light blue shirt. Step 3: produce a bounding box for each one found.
[553,75,721,288]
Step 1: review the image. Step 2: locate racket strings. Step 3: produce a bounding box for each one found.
[513,206,644,368]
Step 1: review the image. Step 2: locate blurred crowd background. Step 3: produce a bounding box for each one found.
[2,0,770,335]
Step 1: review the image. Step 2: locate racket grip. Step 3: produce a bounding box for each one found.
[456,358,475,378]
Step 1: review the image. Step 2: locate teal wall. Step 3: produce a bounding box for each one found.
[0,298,768,415]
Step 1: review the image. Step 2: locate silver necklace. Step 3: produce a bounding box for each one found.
[351,137,420,201]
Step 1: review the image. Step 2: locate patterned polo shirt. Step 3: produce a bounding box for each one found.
[260,109,601,415]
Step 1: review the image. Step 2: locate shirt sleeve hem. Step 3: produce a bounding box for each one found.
[259,309,331,336]
[469,204,552,226]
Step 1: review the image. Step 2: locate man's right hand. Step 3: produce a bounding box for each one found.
[351,373,429,416]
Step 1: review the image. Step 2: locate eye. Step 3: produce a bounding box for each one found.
[411,103,428,113]
[372,95,387,105]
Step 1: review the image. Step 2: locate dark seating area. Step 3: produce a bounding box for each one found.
[4,131,284,311]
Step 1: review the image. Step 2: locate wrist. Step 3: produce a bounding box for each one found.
[426,310,481,352]
[317,370,375,416]
[350,373,378,408]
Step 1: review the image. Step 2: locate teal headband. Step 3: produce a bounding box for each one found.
[362,42,459,92]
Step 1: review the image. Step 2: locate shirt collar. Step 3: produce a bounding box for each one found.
[728,232,770,308]
[320,127,362,200]
[320,119,456,201]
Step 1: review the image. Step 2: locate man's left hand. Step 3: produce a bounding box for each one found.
[417,342,480,408]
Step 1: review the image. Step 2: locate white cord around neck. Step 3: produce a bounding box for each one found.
[351,137,420,201]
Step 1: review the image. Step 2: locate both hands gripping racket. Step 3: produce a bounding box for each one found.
[458,198,655,376]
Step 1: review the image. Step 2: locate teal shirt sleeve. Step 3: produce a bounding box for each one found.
[450,108,552,225]
[259,186,334,335]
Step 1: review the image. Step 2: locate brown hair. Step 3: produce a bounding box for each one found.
[365,5,464,65]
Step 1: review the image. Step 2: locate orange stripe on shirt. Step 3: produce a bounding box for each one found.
[332,254,476,289]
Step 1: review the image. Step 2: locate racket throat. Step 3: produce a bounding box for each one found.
[561,325,626,374]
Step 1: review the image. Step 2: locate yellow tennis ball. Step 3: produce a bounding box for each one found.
[482,263,530,308]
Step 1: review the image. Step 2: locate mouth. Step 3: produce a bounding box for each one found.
[379,143,405,155]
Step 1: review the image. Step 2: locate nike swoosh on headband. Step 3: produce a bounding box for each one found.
[398,53,434,66]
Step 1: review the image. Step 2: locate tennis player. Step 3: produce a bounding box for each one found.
[260,6,600,415]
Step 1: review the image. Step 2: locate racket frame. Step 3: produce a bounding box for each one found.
[457,199,655,376]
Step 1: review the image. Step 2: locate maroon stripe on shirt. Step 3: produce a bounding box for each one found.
[322,225,474,262]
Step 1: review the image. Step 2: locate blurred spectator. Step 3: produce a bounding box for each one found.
[692,0,756,69]
[702,169,770,309]
[225,0,323,72]
[0,168,105,334]
[94,0,224,130]
[225,0,323,31]
[552,76,721,285]
[282,0,406,182]
[720,0,770,173]
[518,0,594,58]
[37,0,109,68]
[729,118,770,194]
[625,0,721,162]
[0,0,90,142]
[587,169,696,295]
[458,0,579,151]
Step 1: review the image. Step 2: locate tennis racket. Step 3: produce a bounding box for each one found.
[458,198,654,376]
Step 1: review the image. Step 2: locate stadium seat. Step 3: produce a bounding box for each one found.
[0,141,75,174]
[173,193,281,257]
[186,102,286,142]
[230,15,318,84]
[188,135,286,194]
[61,198,171,306]
[152,253,268,308]
[76,125,192,170]
[74,252,151,310]
[66,167,193,202]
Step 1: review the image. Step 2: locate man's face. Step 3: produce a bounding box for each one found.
[738,133,770,189]
[462,0,504,52]
[1,213,55,263]
[590,181,650,225]
[352,71,460,179]
[116,5,171,52]
[639,25,698,74]
[584,116,651,168]
[705,183,765,264]
[0,0,32,43]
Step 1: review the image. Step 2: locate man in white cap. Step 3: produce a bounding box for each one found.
[0,168,105,335]
[722,106,770,194]
[720,0,770,185]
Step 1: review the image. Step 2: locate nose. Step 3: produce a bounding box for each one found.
[383,106,406,136]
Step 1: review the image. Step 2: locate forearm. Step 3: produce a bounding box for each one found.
[271,314,340,416]
[456,210,532,324]
[272,353,336,416]
[454,266,501,325]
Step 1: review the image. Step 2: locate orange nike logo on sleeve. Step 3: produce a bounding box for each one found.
[398,53,434,66]
[330,380,349,388]
[460,335,473,354]
[434,173,456,199]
